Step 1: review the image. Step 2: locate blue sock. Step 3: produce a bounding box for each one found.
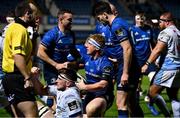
[152,94,171,117]
[118,110,128,118]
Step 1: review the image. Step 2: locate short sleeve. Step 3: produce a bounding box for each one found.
[158,31,169,43]
[112,24,128,43]
[41,28,56,48]
[11,28,27,56]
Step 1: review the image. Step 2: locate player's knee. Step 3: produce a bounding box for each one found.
[86,105,96,115]
[116,97,127,110]
[149,87,157,98]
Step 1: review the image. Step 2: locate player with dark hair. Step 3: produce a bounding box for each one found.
[93,1,134,117]
[2,1,39,117]
[37,8,80,85]
[129,11,159,116]
[37,8,81,108]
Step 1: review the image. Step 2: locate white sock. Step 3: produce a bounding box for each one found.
[171,100,180,117]
[40,96,48,103]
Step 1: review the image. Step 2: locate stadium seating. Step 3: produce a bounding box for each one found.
[54,0,91,16]
[158,0,180,19]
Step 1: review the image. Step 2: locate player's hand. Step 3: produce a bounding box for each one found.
[24,79,34,89]
[31,66,40,73]
[141,64,148,73]
[120,73,128,86]
[31,66,40,78]
[76,80,86,91]
[34,17,40,32]
[55,62,69,70]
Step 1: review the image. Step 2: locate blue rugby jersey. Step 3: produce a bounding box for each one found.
[82,54,114,96]
[67,44,87,62]
[130,25,154,67]
[41,26,77,68]
[95,17,130,62]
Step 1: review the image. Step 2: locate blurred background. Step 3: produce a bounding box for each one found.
[0,0,179,43]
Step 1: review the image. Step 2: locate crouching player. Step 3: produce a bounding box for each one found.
[76,34,114,117]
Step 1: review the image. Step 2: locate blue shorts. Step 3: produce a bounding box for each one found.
[116,63,140,91]
[153,69,180,88]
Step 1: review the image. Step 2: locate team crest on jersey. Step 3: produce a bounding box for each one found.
[115,28,124,36]
[68,100,78,111]
[104,66,112,73]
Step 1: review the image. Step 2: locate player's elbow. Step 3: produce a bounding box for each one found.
[98,81,108,89]
[127,45,132,53]
[37,48,44,59]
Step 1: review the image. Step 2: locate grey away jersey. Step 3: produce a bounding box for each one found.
[158,25,180,70]
[49,86,82,118]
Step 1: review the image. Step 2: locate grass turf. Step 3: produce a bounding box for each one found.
[0,74,177,117]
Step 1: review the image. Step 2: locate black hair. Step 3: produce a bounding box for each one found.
[15,1,32,17]
[92,1,113,17]
[6,10,15,18]
[57,8,73,18]
[135,10,145,16]
[58,68,77,82]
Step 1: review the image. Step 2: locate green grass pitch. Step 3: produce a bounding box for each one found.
[0,73,178,117]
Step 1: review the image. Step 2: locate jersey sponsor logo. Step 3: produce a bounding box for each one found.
[85,71,101,78]
[68,100,78,111]
[115,28,124,36]
[105,42,113,45]
[136,37,150,42]
[54,48,70,52]
[56,105,65,114]
[65,94,74,99]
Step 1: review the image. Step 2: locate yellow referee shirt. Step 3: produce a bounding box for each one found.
[2,22,32,73]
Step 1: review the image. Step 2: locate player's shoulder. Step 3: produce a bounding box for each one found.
[111,17,130,32]
[46,26,59,34]
[100,55,113,65]
[9,22,26,32]
[63,87,80,99]
[164,25,179,34]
